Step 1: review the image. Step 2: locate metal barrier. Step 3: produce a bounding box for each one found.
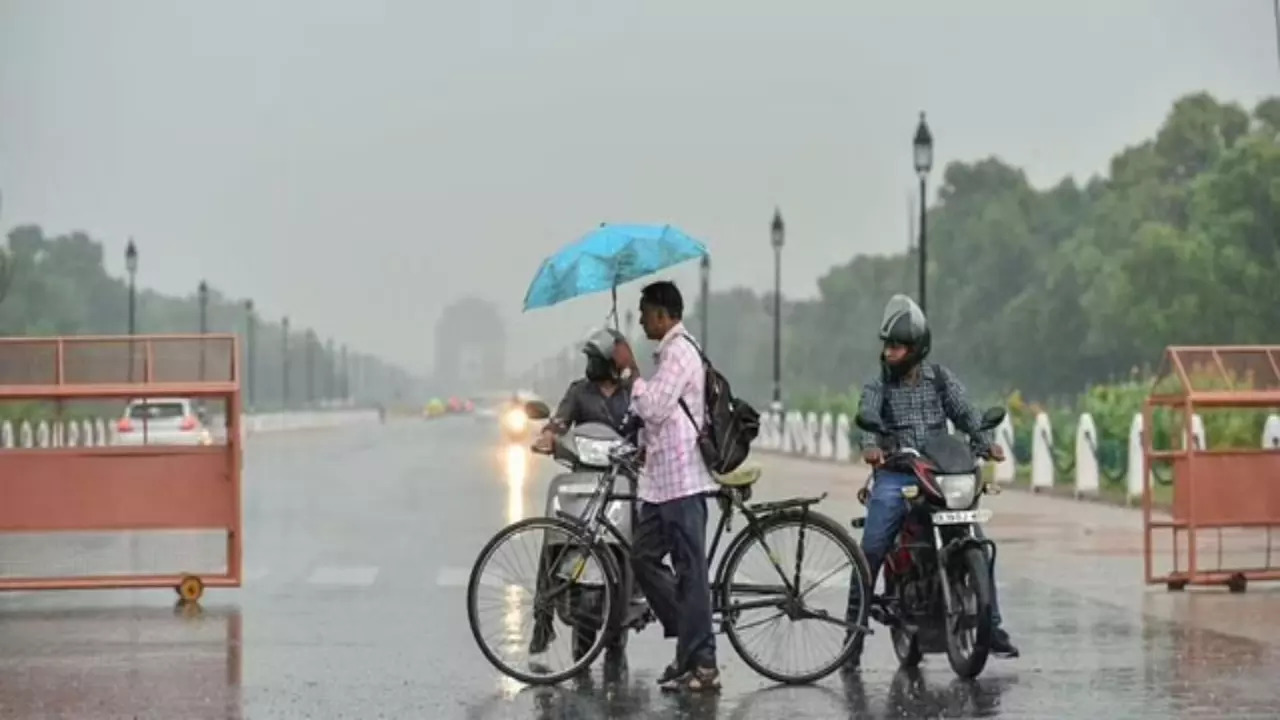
[0,334,242,600]
[1144,345,1280,592]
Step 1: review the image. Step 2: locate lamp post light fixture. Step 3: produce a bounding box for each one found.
[913,112,934,314]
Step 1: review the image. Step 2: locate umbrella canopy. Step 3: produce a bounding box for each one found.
[522,224,709,319]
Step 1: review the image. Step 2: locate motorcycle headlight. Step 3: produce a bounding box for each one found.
[573,437,619,467]
[939,474,978,509]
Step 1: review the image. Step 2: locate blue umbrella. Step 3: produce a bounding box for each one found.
[522,223,709,322]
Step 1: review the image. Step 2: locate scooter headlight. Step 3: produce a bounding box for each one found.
[573,437,619,467]
[939,474,978,509]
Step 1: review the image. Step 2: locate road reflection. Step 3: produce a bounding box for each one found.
[0,602,243,720]
[462,664,1017,719]
[504,443,528,524]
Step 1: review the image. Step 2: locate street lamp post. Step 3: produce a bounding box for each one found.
[699,253,710,347]
[305,331,316,406]
[281,316,290,409]
[913,112,934,314]
[197,280,209,380]
[125,240,138,381]
[340,344,350,404]
[244,300,256,409]
[770,208,785,412]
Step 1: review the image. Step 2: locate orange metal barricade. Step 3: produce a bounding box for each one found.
[0,334,242,600]
[1143,345,1280,591]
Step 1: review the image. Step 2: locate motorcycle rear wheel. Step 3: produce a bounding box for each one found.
[944,545,994,679]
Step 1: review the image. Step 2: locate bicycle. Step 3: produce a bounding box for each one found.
[466,435,874,686]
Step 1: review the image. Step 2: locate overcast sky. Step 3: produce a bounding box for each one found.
[1,0,1276,374]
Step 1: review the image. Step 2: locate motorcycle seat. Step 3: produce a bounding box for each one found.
[715,466,762,488]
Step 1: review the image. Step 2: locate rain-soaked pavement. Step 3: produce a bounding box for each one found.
[2,417,1280,718]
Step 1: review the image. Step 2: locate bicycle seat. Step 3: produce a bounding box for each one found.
[715,466,762,488]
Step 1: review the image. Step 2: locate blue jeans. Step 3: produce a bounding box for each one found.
[847,469,1004,627]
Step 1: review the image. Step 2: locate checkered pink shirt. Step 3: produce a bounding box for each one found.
[631,323,718,504]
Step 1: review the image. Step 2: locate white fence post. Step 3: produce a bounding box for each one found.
[802,412,819,456]
[785,411,806,454]
[1074,413,1100,497]
[1031,412,1054,492]
[19,420,33,448]
[835,414,852,462]
[1126,413,1145,501]
[36,421,50,448]
[0,421,12,449]
[993,415,1015,484]
[818,413,834,459]
[1264,414,1280,449]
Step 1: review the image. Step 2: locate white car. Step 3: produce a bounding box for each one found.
[115,398,213,446]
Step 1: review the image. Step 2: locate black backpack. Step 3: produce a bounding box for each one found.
[677,336,761,474]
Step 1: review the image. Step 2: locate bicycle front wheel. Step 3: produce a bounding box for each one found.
[467,516,619,685]
[718,508,872,684]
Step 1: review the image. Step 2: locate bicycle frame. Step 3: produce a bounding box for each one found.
[539,461,852,629]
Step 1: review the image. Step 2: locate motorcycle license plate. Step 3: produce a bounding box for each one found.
[932,508,993,525]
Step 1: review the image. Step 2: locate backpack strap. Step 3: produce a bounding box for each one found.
[677,334,706,432]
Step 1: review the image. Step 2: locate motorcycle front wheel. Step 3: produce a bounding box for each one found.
[944,545,994,679]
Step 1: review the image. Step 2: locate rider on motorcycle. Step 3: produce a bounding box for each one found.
[844,294,1019,669]
[528,327,635,655]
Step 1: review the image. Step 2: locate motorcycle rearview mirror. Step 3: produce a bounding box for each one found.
[979,406,1006,431]
[854,410,886,435]
[524,400,552,420]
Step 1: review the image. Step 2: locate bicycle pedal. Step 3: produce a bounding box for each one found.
[851,517,866,529]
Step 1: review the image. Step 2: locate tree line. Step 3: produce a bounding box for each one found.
[690,91,1280,411]
[0,218,418,410]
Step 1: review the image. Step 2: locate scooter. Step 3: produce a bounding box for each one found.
[527,402,652,662]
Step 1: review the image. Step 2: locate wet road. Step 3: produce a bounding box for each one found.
[3,418,1280,718]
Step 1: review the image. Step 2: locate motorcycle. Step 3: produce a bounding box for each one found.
[852,406,1006,679]
[526,401,651,662]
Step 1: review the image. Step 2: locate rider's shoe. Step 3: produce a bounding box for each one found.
[990,627,1020,658]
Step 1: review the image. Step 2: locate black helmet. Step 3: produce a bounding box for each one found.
[878,294,931,377]
[582,327,625,382]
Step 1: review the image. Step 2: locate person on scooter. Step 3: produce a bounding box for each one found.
[527,327,636,656]
[532,328,633,454]
[844,294,1019,670]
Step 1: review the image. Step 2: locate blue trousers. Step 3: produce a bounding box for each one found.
[632,494,717,670]
[847,470,1004,626]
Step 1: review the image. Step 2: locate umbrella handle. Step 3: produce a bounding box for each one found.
[610,280,619,332]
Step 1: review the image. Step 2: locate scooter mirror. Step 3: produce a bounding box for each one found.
[979,406,1007,431]
[524,400,552,420]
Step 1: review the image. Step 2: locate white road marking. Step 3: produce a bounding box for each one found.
[307,565,380,586]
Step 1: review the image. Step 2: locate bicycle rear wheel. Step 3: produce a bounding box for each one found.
[467,516,618,685]
[718,509,872,684]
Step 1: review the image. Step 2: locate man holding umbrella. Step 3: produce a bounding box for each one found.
[612,280,721,693]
